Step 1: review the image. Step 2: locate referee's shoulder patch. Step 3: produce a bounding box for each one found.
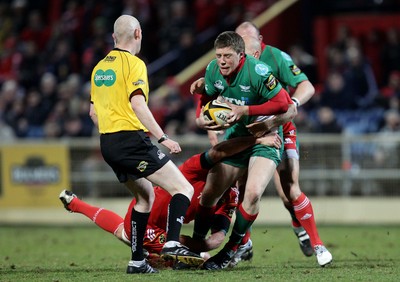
[133,79,146,86]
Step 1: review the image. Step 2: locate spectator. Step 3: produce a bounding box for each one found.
[373,109,400,168]
[46,38,79,82]
[39,72,58,116]
[18,41,41,89]
[23,89,49,138]
[159,0,195,53]
[293,108,314,133]
[43,120,62,138]
[380,70,400,98]
[0,36,22,81]
[20,9,51,50]
[319,71,353,110]
[363,28,383,86]
[377,70,400,110]
[381,27,400,86]
[0,3,13,47]
[0,119,15,141]
[313,106,343,134]
[343,45,379,109]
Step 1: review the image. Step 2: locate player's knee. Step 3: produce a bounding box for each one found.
[244,190,262,206]
[134,198,153,213]
[170,183,194,199]
[179,183,194,199]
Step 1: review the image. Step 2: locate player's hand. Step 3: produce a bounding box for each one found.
[160,138,182,154]
[190,77,205,94]
[224,101,248,124]
[246,117,275,137]
[196,108,229,131]
[256,132,282,149]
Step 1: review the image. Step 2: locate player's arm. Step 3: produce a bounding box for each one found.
[246,88,297,137]
[130,90,181,154]
[180,230,226,253]
[190,77,205,94]
[207,132,282,163]
[226,88,290,124]
[246,104,297,137]
[271,46,315,107]
[291,80,315,107]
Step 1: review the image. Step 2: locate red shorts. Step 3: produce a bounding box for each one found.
[283,121,297,151]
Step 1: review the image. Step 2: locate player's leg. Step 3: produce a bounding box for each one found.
[275,162,313,257]
[230,156,276,243]
[280,156,332,266]
[59,189,125,242]
[146,160,203,266]
[203,156,276,270]
[229,229,253,267]
[192,163,243,241]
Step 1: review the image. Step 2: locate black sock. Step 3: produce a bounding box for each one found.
[192,205,215,240]
[130,208,150,261]
[166,193,190,242]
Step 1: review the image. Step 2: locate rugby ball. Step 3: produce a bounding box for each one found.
[202,99,232,125]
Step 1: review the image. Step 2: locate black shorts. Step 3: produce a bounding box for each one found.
[100,130,170,182]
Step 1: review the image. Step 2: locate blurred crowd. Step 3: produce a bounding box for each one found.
[0,0,267,140]
[0,0,399,144]
[297,25,400,136]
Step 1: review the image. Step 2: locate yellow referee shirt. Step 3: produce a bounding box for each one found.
[90,48,149,134]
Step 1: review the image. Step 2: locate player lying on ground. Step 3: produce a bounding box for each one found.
[60,133,282,268]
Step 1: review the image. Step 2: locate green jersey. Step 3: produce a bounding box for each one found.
[204,55,283,167]
[259,45,308,91]
[204,55,282,139]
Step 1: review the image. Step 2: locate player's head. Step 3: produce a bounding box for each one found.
[235,21,263,43]
[242,35,261,59]
[214,31,245,77]
[113,15,142,54]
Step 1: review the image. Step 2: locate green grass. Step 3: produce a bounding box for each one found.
[1,225,399,281]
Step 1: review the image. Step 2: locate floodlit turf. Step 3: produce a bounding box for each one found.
[1,224,399,281]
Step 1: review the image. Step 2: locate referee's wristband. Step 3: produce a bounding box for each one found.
[291,97,300,108]
[158,134,169,143]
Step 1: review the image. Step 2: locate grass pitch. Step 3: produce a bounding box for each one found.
[1,224,399,281]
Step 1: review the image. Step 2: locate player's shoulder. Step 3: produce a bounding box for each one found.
[206,59,223,81]
[266,45,294,62]
[244,55,271,77]
[206,59,219,71]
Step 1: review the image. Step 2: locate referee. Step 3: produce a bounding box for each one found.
[89,15,202,274]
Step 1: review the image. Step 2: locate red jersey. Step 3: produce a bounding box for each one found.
[123,154,239,254]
